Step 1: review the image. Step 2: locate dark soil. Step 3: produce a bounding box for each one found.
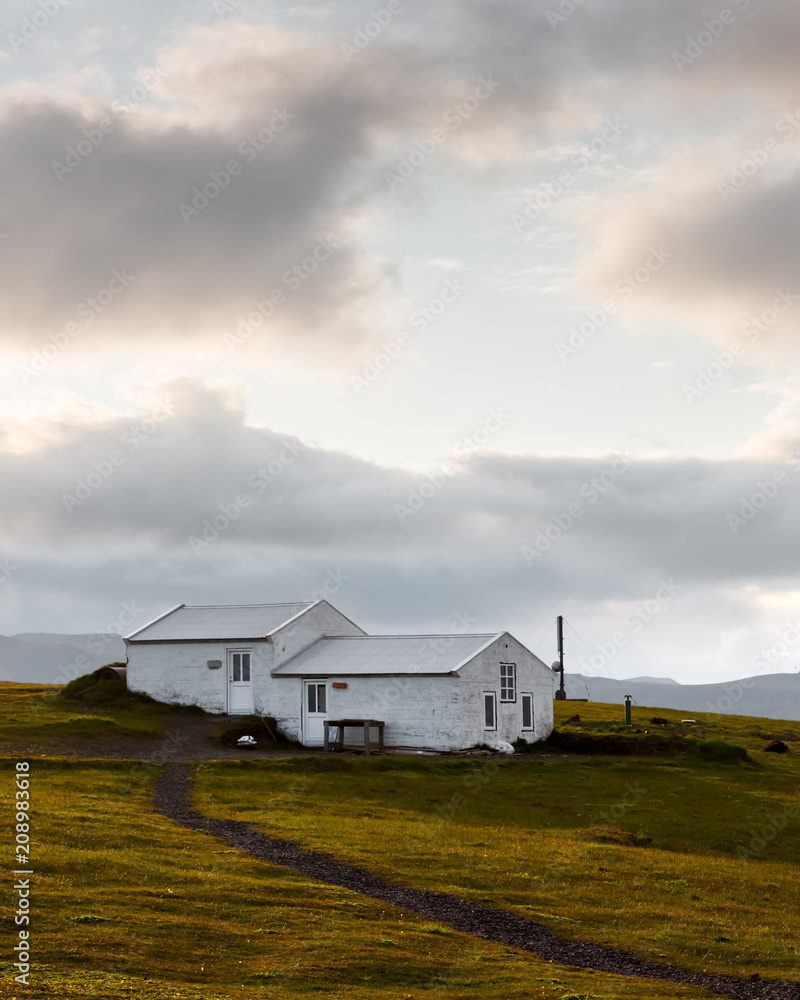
[546,730,688,755]
[0,713,303,763]
[153,763,800,1000]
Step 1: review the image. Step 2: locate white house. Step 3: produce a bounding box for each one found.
[124,600,554,751]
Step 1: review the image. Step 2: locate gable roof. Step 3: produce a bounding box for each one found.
[125,603,315,642]
[272,633,504,676]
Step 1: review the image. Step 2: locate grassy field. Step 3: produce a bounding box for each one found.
[0,755,721,1000]
[192,701,800,983]
[0,682,172,742]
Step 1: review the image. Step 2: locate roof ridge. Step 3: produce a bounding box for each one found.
[321,633,497,640]
[182,602,311,609]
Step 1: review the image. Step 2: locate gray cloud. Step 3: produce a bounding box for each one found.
[0,34,445,358]
[2,3,799,365]
[3,379,800,588]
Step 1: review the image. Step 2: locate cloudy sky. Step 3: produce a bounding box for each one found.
[2,0,800,685]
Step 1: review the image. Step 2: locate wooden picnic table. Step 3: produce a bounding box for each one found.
[323,719,385,756]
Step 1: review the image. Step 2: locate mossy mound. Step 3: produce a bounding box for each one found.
[62,666,205,714]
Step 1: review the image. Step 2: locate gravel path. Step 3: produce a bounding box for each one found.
[153,762,800,1000]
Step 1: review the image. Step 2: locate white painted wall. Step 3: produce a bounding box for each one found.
[271,602,365,668]
[457,633,554,748]
[268,634,554,751]
[124,606,554,751]
[269,673,462,750]
[126,639,234,712]
[126,601,364,717]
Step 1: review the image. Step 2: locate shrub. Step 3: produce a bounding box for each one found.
[689,739,751,764]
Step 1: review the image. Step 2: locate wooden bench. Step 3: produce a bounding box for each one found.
[323,719,385,757]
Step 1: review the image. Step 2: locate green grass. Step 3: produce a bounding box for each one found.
[0,680,201,743]
[192,701,800,982]
[0,757,717,1000]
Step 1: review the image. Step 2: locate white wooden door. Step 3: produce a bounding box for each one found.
[303,680,327,745]
[228,650,253,715]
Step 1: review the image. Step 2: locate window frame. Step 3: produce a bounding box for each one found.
[230,650,251,683]
[521,692,534,731]
[483,691,497,730]
[499,661,517,703]
[307,681,326,714]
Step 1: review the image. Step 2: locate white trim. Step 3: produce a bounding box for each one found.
[500,661,517,703]
[123,604,185,641]
[521,692,534,731]
[483,691,497,731]
[450,633,506,674]
[227,648,253,715]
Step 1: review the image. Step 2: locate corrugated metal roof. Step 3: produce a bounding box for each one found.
[126,603,314,642]
[273,633,502,676]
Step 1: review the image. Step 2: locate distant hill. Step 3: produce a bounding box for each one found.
[565,672,800,721]
[624,675,680,685]
[3,633,798,721]
[0,633,126,685]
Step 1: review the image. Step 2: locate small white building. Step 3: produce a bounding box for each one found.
[124,601,554,750]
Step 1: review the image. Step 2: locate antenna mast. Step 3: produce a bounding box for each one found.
[554,614,566,700]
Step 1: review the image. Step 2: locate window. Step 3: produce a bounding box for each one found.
[231,651,250,682]
[521,693,533,731]
[500,662,516,702]
[484,692,496,730]
[307,682,326,713]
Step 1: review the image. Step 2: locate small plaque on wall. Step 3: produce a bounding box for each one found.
[207,660,222,670]
[332,682,347,689]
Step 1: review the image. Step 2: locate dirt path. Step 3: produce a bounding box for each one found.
[0,713,301,762]
[153,763,799,1000]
